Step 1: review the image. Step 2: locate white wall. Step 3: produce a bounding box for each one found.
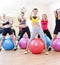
[48,0,60,36]
[0,0,60,36]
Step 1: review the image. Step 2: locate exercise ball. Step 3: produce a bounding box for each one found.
[44,35,51,49]
[29,38,44,54]
[18,37,29,49]
[3,36,14,50]
[52,38,60,52]
[0,35,2,41]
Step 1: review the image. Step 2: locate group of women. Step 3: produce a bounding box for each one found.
[0,8,60,55]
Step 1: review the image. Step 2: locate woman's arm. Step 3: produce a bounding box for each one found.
[54,11,58,19]
[18,16,21,22]
[30,11,33,20]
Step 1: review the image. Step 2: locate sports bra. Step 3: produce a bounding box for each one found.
[31,16,39,23]
[19,19,26,25]
[2,19,10,26]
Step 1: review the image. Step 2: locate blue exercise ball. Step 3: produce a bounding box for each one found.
[0,35,2,41]
[3,36,14,50]
[44,35,51,49]
[5,36,12,40]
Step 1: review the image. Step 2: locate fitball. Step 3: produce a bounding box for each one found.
[2,36,14,50]
[52,38,60,52]
[18,37,29,49]
[29,38,44,54]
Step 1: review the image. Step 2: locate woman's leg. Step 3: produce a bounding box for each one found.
[8,28,17,51]
[44,30,52,40]
[52,34,57,41]
[38,27,48,54]
[0,28,7,51]
[24,28,37,54]
[0,28,3,34]
[53,27,58,41]
[18,30,21,36]
[12,28,16,36]
[18,28,25,41]
[25,27,31,38]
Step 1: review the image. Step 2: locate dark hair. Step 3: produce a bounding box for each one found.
[33,8,38,11]
[21,12,24,14]
[55,9,58,19]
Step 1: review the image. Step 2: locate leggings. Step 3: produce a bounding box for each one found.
[12,28,16,36]
[29,27,46,44]
[18,26,30,41]
[38,30,52,40]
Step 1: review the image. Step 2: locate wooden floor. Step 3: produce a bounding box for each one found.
[0,49,60,65]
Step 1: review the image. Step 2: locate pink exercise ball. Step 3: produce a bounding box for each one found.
[52,38,60,52]
[18,37,29,49]
[29,38,44,54]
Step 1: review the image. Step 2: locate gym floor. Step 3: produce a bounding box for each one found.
[0,49,60,65]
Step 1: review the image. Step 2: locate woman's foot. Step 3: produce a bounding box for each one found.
[24,50,29,54]
[44,51,49,55]
[48,47,51,51]
[13,46,17,51]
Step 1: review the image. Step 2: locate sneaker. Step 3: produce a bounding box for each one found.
[13,47,17,51]
[24,50,29,54]
[44,51,49,55]
[48,47,51,51]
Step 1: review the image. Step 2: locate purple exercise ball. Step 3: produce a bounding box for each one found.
[18,37,29,49]
[52,38,60,52]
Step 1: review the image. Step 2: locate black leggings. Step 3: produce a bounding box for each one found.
[18,26,30,41]
[18,30,21,36]
[12,28,16,36]
[38,30,52,40]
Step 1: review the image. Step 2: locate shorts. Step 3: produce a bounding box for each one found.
[54,27,60,34]
[2,27,13,36]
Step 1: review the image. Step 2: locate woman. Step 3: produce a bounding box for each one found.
[25,8,49,55]
[0,14,17,51]
[38,14,52,40]
[53,9,60,40]
[18,11,30,41]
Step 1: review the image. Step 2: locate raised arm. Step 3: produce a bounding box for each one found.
[54,10,58,19]
[18,16,21,22]
[30,11,33,20]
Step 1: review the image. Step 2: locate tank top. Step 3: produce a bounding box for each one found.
[19,19,26,25]
[31,16,39,23]
[2,19,10,26]
[41,20,48,30]
[56,19,60,27]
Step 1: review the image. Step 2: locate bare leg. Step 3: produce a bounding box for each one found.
[0,36,5,51]
[10,34,17,51]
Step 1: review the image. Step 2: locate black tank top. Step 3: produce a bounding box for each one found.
[56,19,60,27]
[2,19,10,26]
[55,19,60,30]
